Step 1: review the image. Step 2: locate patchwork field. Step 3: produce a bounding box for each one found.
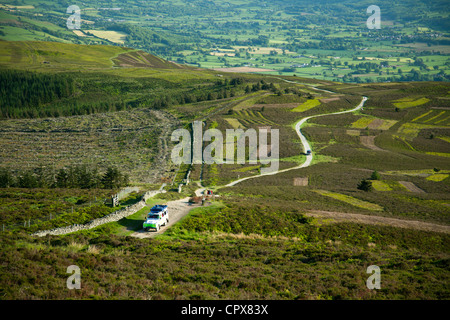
[232,46,296,55]
[351,117,397,130]
[426,174,449,182]
[393,97,430,109]
[232,93,270,111]
[291,99,321,112]
[231,109,276,127]
[224,118,245,129]
[314,190,384,211]
[212,67,276,73]
[0,38,449,302]
[412,109,450,125]
[395,123,437,140]
[85,30,128,44]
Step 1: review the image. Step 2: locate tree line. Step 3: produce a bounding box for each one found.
[0,68,254,118]
[134,77,250,109]
[0,165,129,190]
[0,69,75,119]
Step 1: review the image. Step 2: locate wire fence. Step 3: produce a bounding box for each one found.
[1,196,107,232]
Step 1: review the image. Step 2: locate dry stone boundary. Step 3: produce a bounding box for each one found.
[31,188,165,237]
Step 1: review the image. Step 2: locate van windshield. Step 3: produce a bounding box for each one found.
[148,214,160,219]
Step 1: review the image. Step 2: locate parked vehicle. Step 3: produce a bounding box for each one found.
[143,205,169,232]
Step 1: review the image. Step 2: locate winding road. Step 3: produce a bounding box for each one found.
[132,94,368,238]
[35,89,449,237]
[225,96,368,187]
[132,85,449,236]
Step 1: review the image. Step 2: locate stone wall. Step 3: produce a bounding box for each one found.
[32,189,164,237]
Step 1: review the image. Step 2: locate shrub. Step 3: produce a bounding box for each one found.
[357,179,373,192]
[370,171,381,180]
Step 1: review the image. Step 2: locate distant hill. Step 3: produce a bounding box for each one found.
[112,50,186,69]
[0,40,185,71]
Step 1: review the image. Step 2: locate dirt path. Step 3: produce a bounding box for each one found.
[130,197,198,239]
[306,210,449,234]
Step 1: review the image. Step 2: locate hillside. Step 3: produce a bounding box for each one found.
[0,40,185,70]
[0,40,449,302]
[112,50,186,69]
[0,0,449,83]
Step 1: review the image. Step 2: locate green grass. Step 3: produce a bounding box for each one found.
[371,180,410,192]
[157,202,226,240]
[233,109,275,126]
[279,154,306,165]
[314,190,384,211]
[291,99,321,112]
[0,26,55,42]
[112,206,150,236]
[377,120,398,130]
[233,92,268,111]
[310,154,340,165]
[392,97,430,109]
[0,188,114,227]
[424,111,446,123]
[426,174,449,182]
[232,165,261,173]
[383,169,450,176]
[371,180,393,191]
[437,136,450,143]
[395,123,435,140]
[0,40,130,69]
[351,117,375,129]
[412,110,433,122]
[1,0,449,84]
[426,152,450,157]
